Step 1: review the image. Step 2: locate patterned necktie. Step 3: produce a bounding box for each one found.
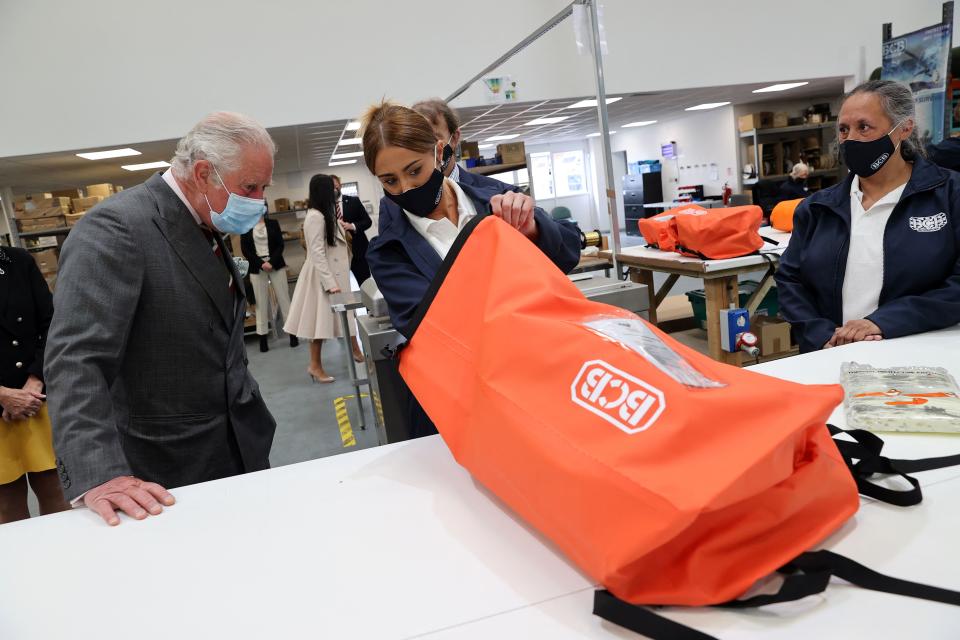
[336,200,343,221]
[200,226,236,293]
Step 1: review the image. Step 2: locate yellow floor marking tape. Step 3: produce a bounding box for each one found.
[334,397,356,447]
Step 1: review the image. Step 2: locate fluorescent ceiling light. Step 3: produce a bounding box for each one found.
[587,131,617,137]
[485,134,520,141]
[121,160,171,171]
[566,97,623,109]
[337,137,363,146]
[685,102,731,111]
[623,120,657,128]
[345,121,361,131]
[329,160,357,166]
[76,147,141,160]
[330,151,364,160]
[478,143,496,149]
[525,116,569,126]
[753,82,809,93]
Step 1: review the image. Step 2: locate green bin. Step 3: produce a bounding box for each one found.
[685,280,779,331]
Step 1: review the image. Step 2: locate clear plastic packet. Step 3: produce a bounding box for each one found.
[840,362,960,433]
[583,316,725,389]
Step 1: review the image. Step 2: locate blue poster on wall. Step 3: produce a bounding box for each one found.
[882,20,952,145]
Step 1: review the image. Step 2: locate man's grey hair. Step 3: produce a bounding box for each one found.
[171,111,277,179]
[790,162,809,179]
[843,80,925,160]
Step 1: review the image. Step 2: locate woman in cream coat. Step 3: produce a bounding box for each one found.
[285,174,363,383]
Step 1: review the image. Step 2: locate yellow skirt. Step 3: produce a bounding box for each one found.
[0,404,56,485]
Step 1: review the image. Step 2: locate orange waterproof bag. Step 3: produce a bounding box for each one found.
[637,204,706,252]
[771,197,803,232]
[398,214,858,607]
[674,205,763,259]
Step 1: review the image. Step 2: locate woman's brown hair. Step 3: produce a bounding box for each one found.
[360,101,437,174]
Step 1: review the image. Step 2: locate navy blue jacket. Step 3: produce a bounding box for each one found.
[775,157,960,352]
[368,179,581,339]
[377,165,519,235]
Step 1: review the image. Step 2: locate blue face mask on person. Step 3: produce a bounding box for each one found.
[203,165,266,234]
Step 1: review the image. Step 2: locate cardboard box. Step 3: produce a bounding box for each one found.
[17,215,66,233]
[31,249,59,274]
[738,112,774,132]
[51,188,83,200]
[753,316,793,356]
[772,112,789,128]
[65,212,86,227]
[85,183,115,198]
[460,141,480,159]
[496,141,526,164]
[71,195,105,212]
[274,198,291,212]
[15,198,70,220]
[28,192,53,202]
[807,113,825,124]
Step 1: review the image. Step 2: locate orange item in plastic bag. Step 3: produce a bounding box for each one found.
[674,205,764,259]
[771,198,803,232]
[399,214,857,607]
[637,204,706,252]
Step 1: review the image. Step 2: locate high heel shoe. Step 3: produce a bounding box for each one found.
[352,350,365,364]
[308,371,335,384]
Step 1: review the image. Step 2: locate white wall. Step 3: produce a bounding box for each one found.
[589,106,740,208]
[454,0,958,107]
[0,0,572,159]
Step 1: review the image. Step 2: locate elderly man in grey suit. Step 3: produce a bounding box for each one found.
[45,112,278,526]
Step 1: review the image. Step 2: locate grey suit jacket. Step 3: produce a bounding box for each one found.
[45,173,276,501]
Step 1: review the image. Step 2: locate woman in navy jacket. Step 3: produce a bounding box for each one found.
[361,101,581,437]
[776,80,960,352]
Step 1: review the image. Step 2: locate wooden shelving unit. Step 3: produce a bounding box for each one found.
[468,162,526,176]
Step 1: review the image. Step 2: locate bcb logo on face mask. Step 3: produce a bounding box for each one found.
[571,360,665,434]
[871,153,890,171]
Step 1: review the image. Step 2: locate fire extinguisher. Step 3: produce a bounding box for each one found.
[722,182,733,205]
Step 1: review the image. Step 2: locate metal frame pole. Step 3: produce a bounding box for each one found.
[585,0,622,278]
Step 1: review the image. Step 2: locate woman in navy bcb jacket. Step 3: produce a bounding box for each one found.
[377,97,521,237]
[776,79,960,352]
[361,101,581,438]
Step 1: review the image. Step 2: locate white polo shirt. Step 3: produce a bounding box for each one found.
[404,178,478,259]
[841,175,908,324]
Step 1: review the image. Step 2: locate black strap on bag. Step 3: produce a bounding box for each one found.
[828,424,960,507]
[593,550,960,639]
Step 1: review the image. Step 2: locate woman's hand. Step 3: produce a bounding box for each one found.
[0,385,44,421]
[339,220,356,233]
[22,374,43,397]
[827,319,883,347]
[329,286,342,294]
[262,261,273,272]
[491,192,537,241]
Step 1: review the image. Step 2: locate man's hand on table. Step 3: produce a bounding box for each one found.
[825,319,883,348]
[84,476,175,526]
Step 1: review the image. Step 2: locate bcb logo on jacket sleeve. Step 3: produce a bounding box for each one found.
[572,360,665,434]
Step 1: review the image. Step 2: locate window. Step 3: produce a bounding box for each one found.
[530,152,554,199]
[529,149,589,199]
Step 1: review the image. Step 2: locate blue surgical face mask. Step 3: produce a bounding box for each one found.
[203,166,266,234]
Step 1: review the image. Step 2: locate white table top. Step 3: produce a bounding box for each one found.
[2,328,959,639]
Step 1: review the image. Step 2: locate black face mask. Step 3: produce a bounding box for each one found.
[384,161,445,217]
[334,189,342,200]
[440,142,454,174]
[841,122,902,178]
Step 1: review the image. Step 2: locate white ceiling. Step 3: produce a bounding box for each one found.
[0,77,844,195]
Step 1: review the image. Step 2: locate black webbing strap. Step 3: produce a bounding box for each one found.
[828,424,960,506]
[593,550,960,639]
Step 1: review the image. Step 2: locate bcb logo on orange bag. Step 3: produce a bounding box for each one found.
[571,360,665,434]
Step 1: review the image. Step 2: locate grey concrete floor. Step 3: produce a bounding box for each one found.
[246,332,381,468]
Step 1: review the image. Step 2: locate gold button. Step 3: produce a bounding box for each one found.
[16,317,22,322]
[15,362,22,369]
[11,341,18,347]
